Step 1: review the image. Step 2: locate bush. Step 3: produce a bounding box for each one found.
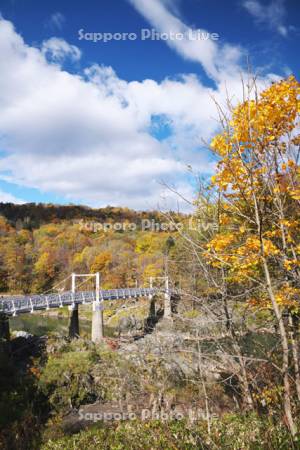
[38,339,141,414]
[41,415,298,450]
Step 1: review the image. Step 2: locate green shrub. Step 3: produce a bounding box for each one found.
[41,415,298,450]
[39,349,101,411]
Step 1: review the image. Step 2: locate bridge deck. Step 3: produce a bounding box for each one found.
[0,288,158,316]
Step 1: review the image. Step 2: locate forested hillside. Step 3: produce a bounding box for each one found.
[0,208,180,294]
[0,203,166,230]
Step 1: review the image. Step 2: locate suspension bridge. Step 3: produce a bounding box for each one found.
[0,273,174,342]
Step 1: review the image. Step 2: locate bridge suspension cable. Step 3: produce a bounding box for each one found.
[40,274,72,296]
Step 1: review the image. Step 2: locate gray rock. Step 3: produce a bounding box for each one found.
[15,331,33,339]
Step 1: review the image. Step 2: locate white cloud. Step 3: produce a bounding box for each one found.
[242,0,289,36]
[0,14,278,210]
[0,190,24,204]
[128,0,242,81]
[42,37,81,63]
[48,12,65,30]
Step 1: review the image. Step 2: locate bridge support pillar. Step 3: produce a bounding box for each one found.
[164,293,172,319]
[92,301,104,342]
[69,273,80,338]
[0,314,10,341]
[164,277,172,319]
[149,295,156,318]
[92,273,104,343]
[148,277,156,317]
[68,304,80,338]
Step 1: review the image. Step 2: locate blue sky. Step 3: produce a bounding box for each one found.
[0,0,299,209]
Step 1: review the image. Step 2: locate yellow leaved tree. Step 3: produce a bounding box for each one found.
[206,76,300,435]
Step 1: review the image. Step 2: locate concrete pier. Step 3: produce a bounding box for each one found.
[68,273,80,338]
[164,277,172,319]
[164,292,172,319]
[148,277,156,318]
[0,314,10,341]
[91,301,104,342]
[91,272,104,342]
[68,304,80,338]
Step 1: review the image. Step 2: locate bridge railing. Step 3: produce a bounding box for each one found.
[0,287,160,316]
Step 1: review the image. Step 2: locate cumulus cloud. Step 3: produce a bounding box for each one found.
[42,37,81,63]
[0,190,24,204]
[0,18,199,209]
[242,0,289,36]
[0,11,278,210]
[128,0,242,81]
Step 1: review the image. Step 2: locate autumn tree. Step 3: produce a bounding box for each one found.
[205,76,300,436]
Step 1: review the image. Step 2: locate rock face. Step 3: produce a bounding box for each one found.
[60,326,228,434]
[118,315,144,333]
[118,326,221,381]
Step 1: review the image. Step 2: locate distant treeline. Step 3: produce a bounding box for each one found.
[0,202,178,230]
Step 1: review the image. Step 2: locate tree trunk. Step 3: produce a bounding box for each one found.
[288,313,300,402]
[262,258,297,437]
[252,189,297,436]
[223,297,254,410]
